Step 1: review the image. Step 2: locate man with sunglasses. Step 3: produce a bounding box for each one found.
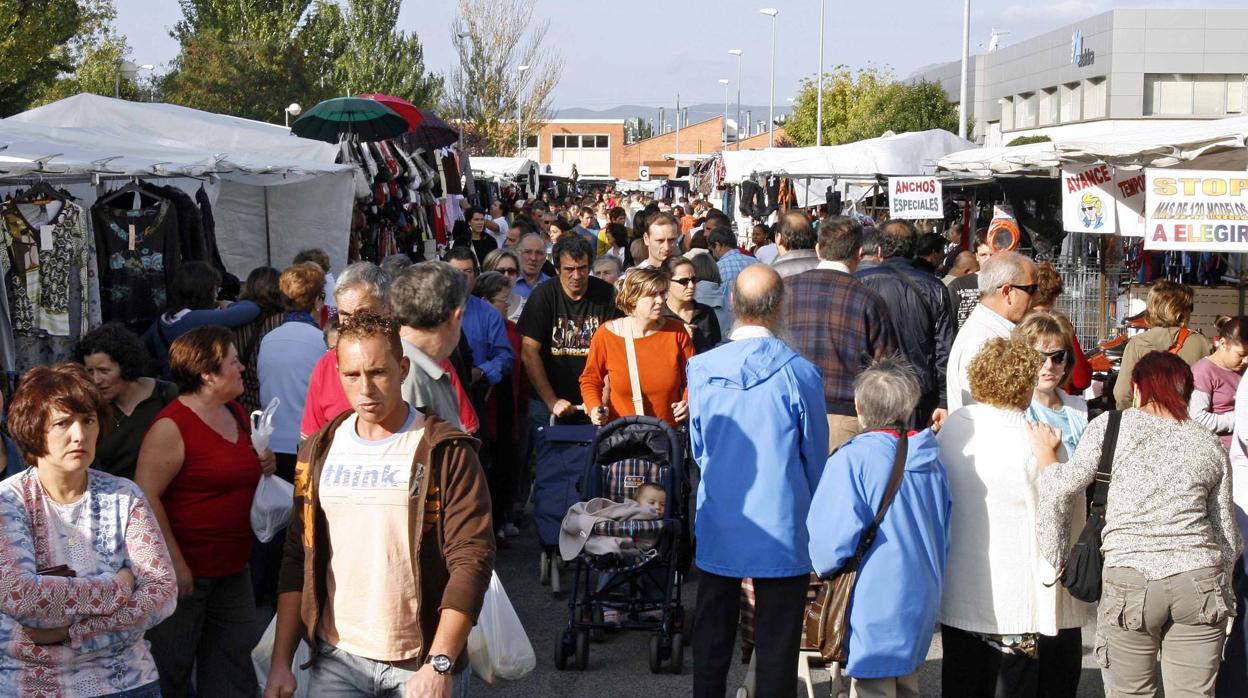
[946,251,1037,412]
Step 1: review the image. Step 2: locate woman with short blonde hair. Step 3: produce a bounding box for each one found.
[580,266,694,426]
[937,338,1089,695]
[1115,280,1211,409]
[1015,311,1088,459]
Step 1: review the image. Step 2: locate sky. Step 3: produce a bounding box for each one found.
[114,0,1245,115]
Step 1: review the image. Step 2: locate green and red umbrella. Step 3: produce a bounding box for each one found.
[289,97,410,143]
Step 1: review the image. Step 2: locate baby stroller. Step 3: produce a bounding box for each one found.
[554,416,689,674]
[534,411,598,595]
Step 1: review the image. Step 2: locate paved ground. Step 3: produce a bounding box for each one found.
[468,517,1108,697]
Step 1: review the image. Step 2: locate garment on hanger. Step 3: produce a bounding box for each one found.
[92,187,181,333]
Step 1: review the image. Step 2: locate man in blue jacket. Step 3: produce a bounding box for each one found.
[688,263,829,698]
[807,359,952,698]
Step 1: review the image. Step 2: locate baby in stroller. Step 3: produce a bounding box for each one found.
[631,482,666,552]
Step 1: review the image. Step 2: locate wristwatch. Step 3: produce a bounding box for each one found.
[427,654,454,675]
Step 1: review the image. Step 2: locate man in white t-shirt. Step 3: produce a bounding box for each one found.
[488,199,510,249]
[265,311,492,698]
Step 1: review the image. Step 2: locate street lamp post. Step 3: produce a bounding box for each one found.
[729,49,743,150]
[517,64,530,155]
[719,79,730,148]
[816,0,825,147]
[284,103,302,128]
[759,9,779,147]
[958,0,970,139]
[114,60,154,99]
[457,31,470,153]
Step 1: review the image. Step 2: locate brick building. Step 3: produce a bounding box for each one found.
[616,116,727,180]
[518,118,626,179]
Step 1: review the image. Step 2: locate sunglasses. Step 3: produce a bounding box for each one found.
[497,267,519,276]
[670,276,696,287]
[1007,282,1038,296]
[1040,349,1070,365]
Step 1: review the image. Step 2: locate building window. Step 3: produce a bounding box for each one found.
[1000,97,1014,131]
[1018,92,1037,128]
[525,135,538,148]
[1083,78,1106,120]
[552,133,610,149]
[1060,82,1082,123]
[1039,88,1059,126]
[552,135,564,148]
[1145,74,1247,116]
[595,135,609,148]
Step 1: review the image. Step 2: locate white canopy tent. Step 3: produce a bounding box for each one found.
[470,156,539,193]
[937,116,1248,176]
[721,129,978,184]
[2,95,355,276]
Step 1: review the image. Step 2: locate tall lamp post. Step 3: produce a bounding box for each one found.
[114,60,153,99]
[719,79,730,148]
[516,64,530,155]
[816,0,825,147]
[284,103,302,128]
[457,31,470,152]
[728,49,743,149]
[759,8,779,146]
[958,0,970,139]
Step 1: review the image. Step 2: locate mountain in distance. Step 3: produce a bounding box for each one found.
[550,103,793,128]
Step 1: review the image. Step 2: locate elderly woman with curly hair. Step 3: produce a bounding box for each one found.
[0,364,177,697]
[937,338,1090,697]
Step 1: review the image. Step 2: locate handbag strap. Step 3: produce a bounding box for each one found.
[848,427,909,568]
[1168,327,1192,354]
[1089,410,1122,515]
[620,319,645,416]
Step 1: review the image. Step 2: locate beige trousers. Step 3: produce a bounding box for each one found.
[1098,565,1232,697]
[827,414,863,453]
[848,672,920,698]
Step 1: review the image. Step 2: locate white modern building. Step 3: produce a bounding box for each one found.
[910,9,1248,147]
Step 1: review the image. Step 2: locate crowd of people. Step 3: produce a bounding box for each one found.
[0,184,1245,698]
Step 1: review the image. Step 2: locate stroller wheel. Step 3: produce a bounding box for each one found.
[574,630,590,671]
[668,633,685,674]
[648,635,663,674]
[554,630,572,671]
[540,552,551,586]
[590,607,605,643]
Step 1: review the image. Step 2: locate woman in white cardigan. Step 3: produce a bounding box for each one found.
[937,337,1089,698]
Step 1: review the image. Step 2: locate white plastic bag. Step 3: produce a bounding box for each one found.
[250,475,294,543]
[467,571,536,684]
[251,613,311,698]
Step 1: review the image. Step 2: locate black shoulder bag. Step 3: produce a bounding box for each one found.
[1060,410,1122,603]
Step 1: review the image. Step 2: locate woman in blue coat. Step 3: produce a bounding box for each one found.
[808,359,953,697]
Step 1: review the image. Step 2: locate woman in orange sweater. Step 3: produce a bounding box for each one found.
[580,266,695,426]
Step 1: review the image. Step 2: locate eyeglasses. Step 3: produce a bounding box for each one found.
[1040,349,1070,366]
[1006,282,1038,296]
[497,267,519,276]
[670,276,696,287]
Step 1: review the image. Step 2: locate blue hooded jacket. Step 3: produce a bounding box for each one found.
[689,336,829,578]
[807,429,952,678]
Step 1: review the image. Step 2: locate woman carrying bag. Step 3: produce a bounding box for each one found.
[1035,350,1241,698]
[579,267,694,427]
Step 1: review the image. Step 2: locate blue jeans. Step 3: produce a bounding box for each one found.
[309,644,471,697]
[102,683,161,697]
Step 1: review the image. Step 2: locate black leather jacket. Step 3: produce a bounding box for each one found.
[854,257,953,415]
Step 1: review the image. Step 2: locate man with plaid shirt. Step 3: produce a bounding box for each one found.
[784,215,897,451]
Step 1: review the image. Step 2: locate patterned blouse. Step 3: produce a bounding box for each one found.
[1037,409,1243,582]
[0,468,177,697]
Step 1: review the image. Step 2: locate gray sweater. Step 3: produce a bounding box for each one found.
[1037,409,1242,581]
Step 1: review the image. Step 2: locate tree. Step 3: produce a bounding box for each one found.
[30,0,141,106]
[1007,134,1052,146]
[0,0,82,116]
[450,0,562,156]
[333,0,441,108]
[786,67,960,147]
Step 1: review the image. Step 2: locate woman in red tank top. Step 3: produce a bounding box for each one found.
[135,326,277,697]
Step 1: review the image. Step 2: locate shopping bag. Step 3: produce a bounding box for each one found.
[250,475,294,543]
[251,613,311,698]
[467,571,536,684]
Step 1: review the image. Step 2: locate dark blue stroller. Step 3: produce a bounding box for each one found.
[534,413,598,596]
[553,416,689,673]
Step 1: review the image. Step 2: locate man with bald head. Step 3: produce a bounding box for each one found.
[687,264,829,698]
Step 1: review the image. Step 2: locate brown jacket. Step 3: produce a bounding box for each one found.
[277,409,495,666]
[1113,326,1212,409]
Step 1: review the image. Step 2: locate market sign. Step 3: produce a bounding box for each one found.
[1144,169,1248,252]
[1113,169,1147,238]
[888,176,942,219]
[1061,163,1117,233]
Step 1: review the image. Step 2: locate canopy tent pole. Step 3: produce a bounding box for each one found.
[263,186,272,266]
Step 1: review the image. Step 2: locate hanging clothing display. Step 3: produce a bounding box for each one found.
[0,186,100,372]
[91,187,182,334]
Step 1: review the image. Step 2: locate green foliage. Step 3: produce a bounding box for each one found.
[162,0,441,123]
[30,0,141,106]
[0,0,83,116]
[786,67,961,147]
[1007,135,1052,146]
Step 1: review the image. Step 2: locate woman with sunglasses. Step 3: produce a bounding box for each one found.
[662,256,721,354]
[1015,311,1088,459]
[483,248,526,321]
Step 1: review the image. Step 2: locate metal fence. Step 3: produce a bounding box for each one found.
[1051,232,1130,350]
